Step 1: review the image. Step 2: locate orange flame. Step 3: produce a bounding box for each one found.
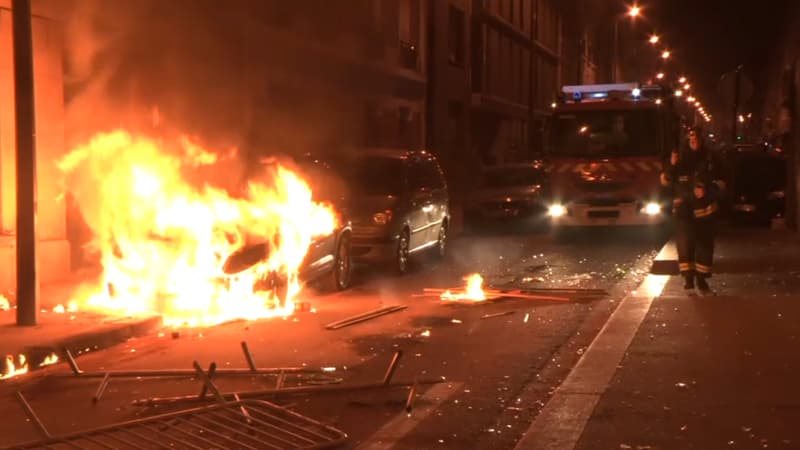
[39,353,59,367]
[441,273,487,302]
[58,130,337,327]
[0,354,29,380]
[0,295,9,311]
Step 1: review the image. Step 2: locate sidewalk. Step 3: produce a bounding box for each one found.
[575,226,800,450]
[1,277,161,376]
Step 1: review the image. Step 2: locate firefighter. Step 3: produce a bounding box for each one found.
[663,126,725,293]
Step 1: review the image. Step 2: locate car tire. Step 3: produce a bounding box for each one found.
[396,229,411,275]
[326,232,352,291]
[434,220,448,260]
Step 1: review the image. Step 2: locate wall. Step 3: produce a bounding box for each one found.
[759,2,800,230]
[427,0,473,210]
[0,4,69,295]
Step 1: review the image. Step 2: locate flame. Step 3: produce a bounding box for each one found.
[58,130,337,327]
[1,354,29,380]
[0,295,9,311]
[53,302,79,314]
[441,274,487,302]
[39,353,59,367]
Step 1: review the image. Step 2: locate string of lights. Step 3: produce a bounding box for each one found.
[623,3,713,125]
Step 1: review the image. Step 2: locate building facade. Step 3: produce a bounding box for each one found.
[425,0,604,175]
[0,1,69,295]
[760,1,800,230]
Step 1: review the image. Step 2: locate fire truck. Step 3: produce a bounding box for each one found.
[544,82,680,230]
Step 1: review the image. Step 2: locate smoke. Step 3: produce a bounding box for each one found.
[59,0,367,177]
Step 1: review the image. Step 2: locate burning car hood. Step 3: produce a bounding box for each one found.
[223,242,269,275]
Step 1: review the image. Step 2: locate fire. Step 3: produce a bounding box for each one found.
[0,354,28,380]
[441,273,487,302]
[52,302,78,314]
[58,130,337,327]
[0,295,9,311]
[39,353,59,367]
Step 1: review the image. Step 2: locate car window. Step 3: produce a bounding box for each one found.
[340,156,406,196]
[409,157,445,191]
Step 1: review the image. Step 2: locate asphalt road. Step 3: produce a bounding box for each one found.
[0,224,663,449]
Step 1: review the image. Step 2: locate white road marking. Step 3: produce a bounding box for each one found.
[513,273,669,450]
[356,382,464,450]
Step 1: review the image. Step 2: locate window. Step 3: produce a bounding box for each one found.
[549,110,660,157]
[446,101,465,150]
[448,6,465,66]
[410,157,445,190]
[399,0,412,43]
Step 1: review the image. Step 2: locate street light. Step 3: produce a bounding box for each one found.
[649,34,659,44]
[656,72,665,79]
[613,5,643,82]
[684,83,691,90]
[678,76,687,84]
[675,89,683,97]
[661,50,671,60]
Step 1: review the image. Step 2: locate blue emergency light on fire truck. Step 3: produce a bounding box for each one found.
[559,82,666,104]
[545,82,678,229]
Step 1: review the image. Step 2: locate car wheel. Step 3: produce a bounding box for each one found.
[396,229,411,275]
[333,233,352,290]
[435,221,448,260]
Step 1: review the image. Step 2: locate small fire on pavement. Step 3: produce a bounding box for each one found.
[441,274,487,302]
[0,352,61,381]
[0,355,28,380]
[58,130,337,327]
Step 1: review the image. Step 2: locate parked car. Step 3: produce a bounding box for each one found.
[331,149,450,274]
[466,163,547,223]
[222,156,353,301]
[728,146,787,224]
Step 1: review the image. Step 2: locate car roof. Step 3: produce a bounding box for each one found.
[482,162,543,172]
[356,148,432,160]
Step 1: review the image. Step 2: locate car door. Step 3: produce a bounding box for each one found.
[406,157,434,250]
[419,157,447,244]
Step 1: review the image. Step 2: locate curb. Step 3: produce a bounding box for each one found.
[5,316,163,375]
[650,238,678,275]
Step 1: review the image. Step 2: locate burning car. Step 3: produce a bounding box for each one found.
[59,131,343,326]
[223,156,354,300]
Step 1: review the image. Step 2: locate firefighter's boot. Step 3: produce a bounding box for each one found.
[696,276,711,294]
[683,273,695,290]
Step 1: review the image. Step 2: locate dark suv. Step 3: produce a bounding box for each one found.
[335,149,450,274]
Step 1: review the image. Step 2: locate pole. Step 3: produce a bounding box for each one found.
[11,0,39,326]
[730,65,743,145]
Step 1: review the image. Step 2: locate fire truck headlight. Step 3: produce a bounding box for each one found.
[548,204,567,217]
[643,202,662,216]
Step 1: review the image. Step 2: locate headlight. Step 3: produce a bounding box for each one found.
[373,210,393,225]
[642,202,661,215]
[548,204,567,217]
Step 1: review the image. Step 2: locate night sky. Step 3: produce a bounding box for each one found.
[641,0,795,117]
